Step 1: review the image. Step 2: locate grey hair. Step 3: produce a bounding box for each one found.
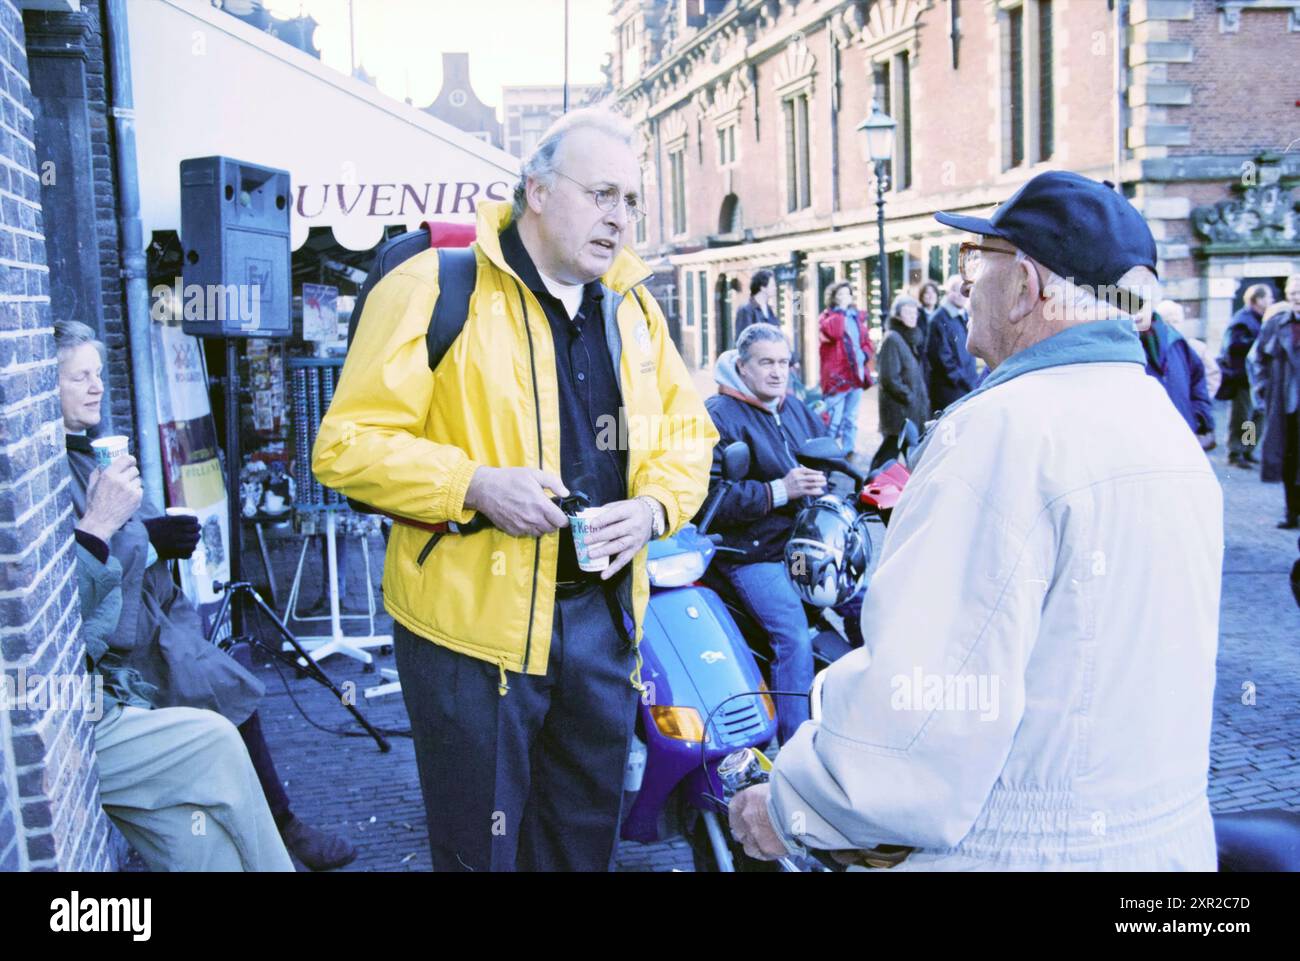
[889,294,921,320]
[53,320,105,360]
[736,322,790,365]
[512,108,637,220]
[1038,258,1159,322]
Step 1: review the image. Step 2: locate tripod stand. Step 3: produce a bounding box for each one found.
[206,337,389,752]
[208,576,389,752]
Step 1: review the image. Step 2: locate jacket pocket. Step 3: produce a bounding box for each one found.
[416,532,445,567]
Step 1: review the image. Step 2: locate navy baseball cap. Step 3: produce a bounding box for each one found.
[935,171,1157,299]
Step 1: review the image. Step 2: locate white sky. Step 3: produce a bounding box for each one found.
[263,0,614,113]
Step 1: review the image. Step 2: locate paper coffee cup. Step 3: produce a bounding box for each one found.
[90,435,129,469]
[570,507,609,572]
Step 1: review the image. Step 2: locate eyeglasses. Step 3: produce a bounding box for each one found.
[957,242,1019,283]
[553,170,645,223]
[958,241,1050,301]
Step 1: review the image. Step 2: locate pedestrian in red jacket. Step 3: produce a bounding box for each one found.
[818,281,875,457]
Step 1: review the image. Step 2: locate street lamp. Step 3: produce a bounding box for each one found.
[856,102,897,330]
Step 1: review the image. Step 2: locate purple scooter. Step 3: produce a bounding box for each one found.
[619,441,784,872]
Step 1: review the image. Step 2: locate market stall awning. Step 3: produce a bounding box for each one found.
[128,0,520,251]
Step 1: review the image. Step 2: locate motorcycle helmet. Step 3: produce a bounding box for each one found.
[784,496,873,607]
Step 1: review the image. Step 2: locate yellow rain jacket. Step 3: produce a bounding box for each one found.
[313,201,718,686]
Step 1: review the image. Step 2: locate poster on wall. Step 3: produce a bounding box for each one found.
[302,284,339,343]
[152,320,231,640]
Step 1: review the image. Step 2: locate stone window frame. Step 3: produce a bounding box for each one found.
[773,36,817,215]
[996,0,1056,173]
[853,3,923,192]
[715,111,742,169]
[1216,0,1300,32]
[668,144,688,239]
[780,92,813,213]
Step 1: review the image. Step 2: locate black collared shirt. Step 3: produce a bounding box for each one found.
[499,223,628,581]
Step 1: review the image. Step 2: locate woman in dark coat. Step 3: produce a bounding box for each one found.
[915,279,941,389]
[1249,276,1300,528]
[871,295,930,471]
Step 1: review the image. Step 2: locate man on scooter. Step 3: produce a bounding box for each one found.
[702,323,863,745]
[730,172,1223,870]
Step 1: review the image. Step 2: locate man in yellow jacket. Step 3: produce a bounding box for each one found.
[314,108,717,871]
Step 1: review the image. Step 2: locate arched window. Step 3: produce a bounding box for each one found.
[718,193,741,235]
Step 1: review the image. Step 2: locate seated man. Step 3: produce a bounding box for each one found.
[703,323,862,745]
[56,320,354,870]
[74,449,293,871]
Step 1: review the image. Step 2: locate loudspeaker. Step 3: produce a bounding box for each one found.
[179,156,292,338]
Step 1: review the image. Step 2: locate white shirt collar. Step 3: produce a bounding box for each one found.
[537,268,585,321]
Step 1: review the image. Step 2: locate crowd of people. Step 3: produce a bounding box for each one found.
[49,99,1299,872]
[730,258,1300,530]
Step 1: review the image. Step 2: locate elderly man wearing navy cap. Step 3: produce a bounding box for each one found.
[731,171,1224,871]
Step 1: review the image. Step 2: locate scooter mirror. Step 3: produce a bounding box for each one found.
[721,441,751,482]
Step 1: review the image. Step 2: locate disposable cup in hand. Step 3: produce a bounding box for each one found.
[570,507,609,572]
[91,435,129,469]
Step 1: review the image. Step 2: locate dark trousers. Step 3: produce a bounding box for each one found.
[227,642,292,829]
[237,710,292,829]
[395,585,638,872]
[870,433,901,472]
[1228,388,1260,458]
[1284,413,1300,520]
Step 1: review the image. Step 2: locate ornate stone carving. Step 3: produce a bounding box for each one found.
[661,111,690,150]
[860,0,929,39]
[773,33,817,96]
[1192,155,1300,249]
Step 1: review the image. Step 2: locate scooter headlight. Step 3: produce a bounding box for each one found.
[646,550,707,588]
[650,705,707,742]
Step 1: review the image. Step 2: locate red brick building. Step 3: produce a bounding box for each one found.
[610,0,1300,382]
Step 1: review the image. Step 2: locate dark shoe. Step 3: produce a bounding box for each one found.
[281,816,358,871]
[1243,452,1260,465]
[1228,455,1254,470]
[1278,516,1299,530]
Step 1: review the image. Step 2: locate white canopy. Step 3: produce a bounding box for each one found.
[128,0,520,251]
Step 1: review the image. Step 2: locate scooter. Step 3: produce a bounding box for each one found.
[619,441,783,872]
[710,421,922,673]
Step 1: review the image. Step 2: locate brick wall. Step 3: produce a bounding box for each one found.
[1169,4,1298,156]
[0,0,114,872]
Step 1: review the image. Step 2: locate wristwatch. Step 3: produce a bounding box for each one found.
[637,495,666,538]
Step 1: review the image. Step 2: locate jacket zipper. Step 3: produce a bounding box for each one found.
[416,532,444,567]
[511,277,543,680]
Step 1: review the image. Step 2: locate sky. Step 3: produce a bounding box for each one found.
[261,0,615,112]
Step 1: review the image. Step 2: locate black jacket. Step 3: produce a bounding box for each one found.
[735,300,778,336]
[1216,305,1263,398]
[877,318,931,436]
[701,366,830,564]
[927,302,979,411]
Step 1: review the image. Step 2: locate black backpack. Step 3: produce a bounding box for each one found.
[339,224,478,517]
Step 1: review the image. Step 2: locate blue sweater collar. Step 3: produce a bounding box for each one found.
[912,318,1144,464]
[959,318,1142,409]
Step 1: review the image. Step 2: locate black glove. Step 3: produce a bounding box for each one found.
[144,514,201,560]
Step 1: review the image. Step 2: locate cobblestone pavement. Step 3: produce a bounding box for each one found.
[246,399,1299,871]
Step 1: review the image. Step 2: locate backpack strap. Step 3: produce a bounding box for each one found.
[427,247,477,373]
[346,228,435,349]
